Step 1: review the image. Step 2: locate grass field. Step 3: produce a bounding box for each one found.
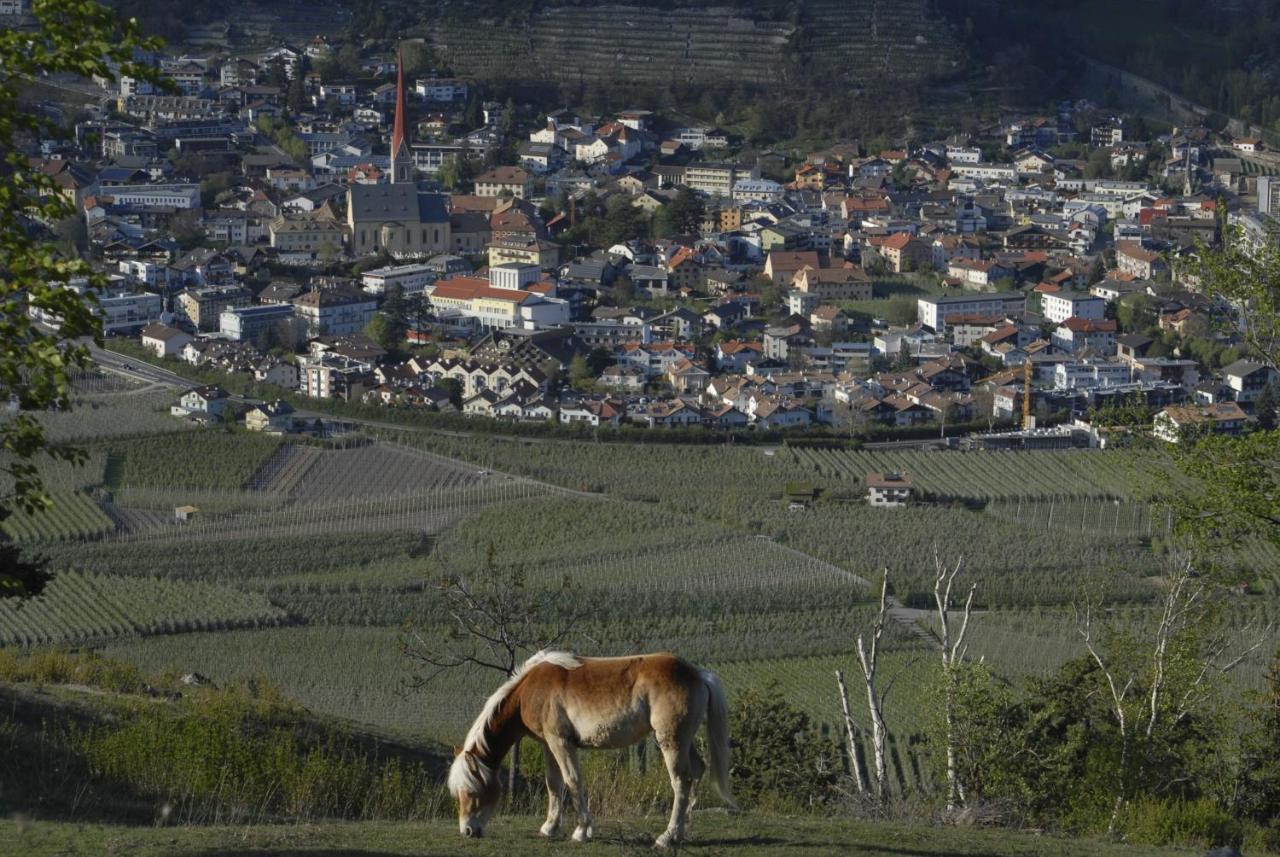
[5,383,1279,809]
[0,573,287,646]
[0,815,1211,857]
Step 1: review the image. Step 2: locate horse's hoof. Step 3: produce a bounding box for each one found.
[572,826,592,842]
[654,832,679,849]
[539,822,558,837]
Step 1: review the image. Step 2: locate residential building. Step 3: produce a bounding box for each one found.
[177,284,252,331]
[1052,318,1118,354]
[415,77,468,102]
[1257,175,1280,218]
[220,304,294,341]
[269,215,348,256]
[1222,359,1279,405]
[1041,291,1106,325]
[174,385,229,420]
[474,166,533,199]
[488,236,559,269]
[1154,403,1247,443]
[291,284,378,336]
[793,266,872,301]
[918,292,1026,332]
[867,472,913,507]
[1116,242,1167,279]
[1053,360,1131,390]
[245,400,295,432]
[361,262,438,296]
[684,163,743,198]
[140,323,192,357]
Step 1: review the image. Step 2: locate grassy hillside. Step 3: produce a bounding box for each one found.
[5,382,1279,848]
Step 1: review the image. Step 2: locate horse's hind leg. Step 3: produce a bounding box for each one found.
[687,745,706,817]
[539,742,566,837]
[654,737,696,848]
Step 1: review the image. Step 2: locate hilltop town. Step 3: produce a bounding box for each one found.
[15,22,1280,446]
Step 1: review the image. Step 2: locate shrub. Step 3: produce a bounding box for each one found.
[1119,796,1243,849]
[729,684,842,810]
[0,647,145,693]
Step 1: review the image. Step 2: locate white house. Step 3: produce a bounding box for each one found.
[140,323,192,358]
[867,472,913,507]
[173,385,230,420]
[1041,291,1106,325]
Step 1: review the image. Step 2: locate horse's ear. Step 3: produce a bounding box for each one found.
[452,745,463,757]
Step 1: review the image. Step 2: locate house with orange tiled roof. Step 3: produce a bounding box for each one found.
[715,340,765,372]
[1052,317,1118,355]
[426,273,569,330]
[665,245,703,292]
[865,231,930,273]
[764,250,821,286]
[618,341,697,377]
[1116,241,1168,279]
[841,194,892,220]
[667,358,712,394]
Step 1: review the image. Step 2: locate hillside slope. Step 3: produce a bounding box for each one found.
[378,0,965,91]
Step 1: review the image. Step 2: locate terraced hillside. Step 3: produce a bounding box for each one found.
[421,0,963,90]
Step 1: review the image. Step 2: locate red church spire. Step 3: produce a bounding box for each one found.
[391,49,407,154]
[390,48,410,183]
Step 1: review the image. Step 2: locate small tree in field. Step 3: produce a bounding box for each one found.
[1075,553,1266,834]
[401,545,583,793]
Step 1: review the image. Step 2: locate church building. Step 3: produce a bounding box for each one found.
[346,51,451,258]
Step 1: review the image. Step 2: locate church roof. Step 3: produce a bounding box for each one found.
[349,183,448,224]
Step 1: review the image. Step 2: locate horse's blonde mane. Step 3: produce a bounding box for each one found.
[448,650,581,797]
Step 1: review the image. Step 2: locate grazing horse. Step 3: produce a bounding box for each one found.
[448,650,736,847]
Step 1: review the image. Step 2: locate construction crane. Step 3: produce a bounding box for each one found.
[1022,358,1035,430]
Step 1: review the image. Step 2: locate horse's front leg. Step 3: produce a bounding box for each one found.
[539,743,566,837]
[546,737,592,841]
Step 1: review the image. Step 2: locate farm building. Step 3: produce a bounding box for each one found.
[866,472,913,507]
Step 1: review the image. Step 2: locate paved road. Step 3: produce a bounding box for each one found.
[91,344,192,389]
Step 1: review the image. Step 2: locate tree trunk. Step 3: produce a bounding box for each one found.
[835,669,866,794]
[934,553,974,813]
[856,637,888,797]
[944,673,963,811]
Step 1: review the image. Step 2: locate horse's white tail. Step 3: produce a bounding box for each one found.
[700,668,738,811]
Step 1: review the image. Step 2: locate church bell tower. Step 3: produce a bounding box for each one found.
[390,50,412,184]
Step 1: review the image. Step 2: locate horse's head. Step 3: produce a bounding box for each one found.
[449,745,500,837]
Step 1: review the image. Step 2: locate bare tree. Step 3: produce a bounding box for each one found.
[856,568,891,798]
[834,669,867,795]
[1076,552,1268,834]
[932,550,976,814]
[402,544,585,793]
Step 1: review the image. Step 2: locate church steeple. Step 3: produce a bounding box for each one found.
[390,49,412,184]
